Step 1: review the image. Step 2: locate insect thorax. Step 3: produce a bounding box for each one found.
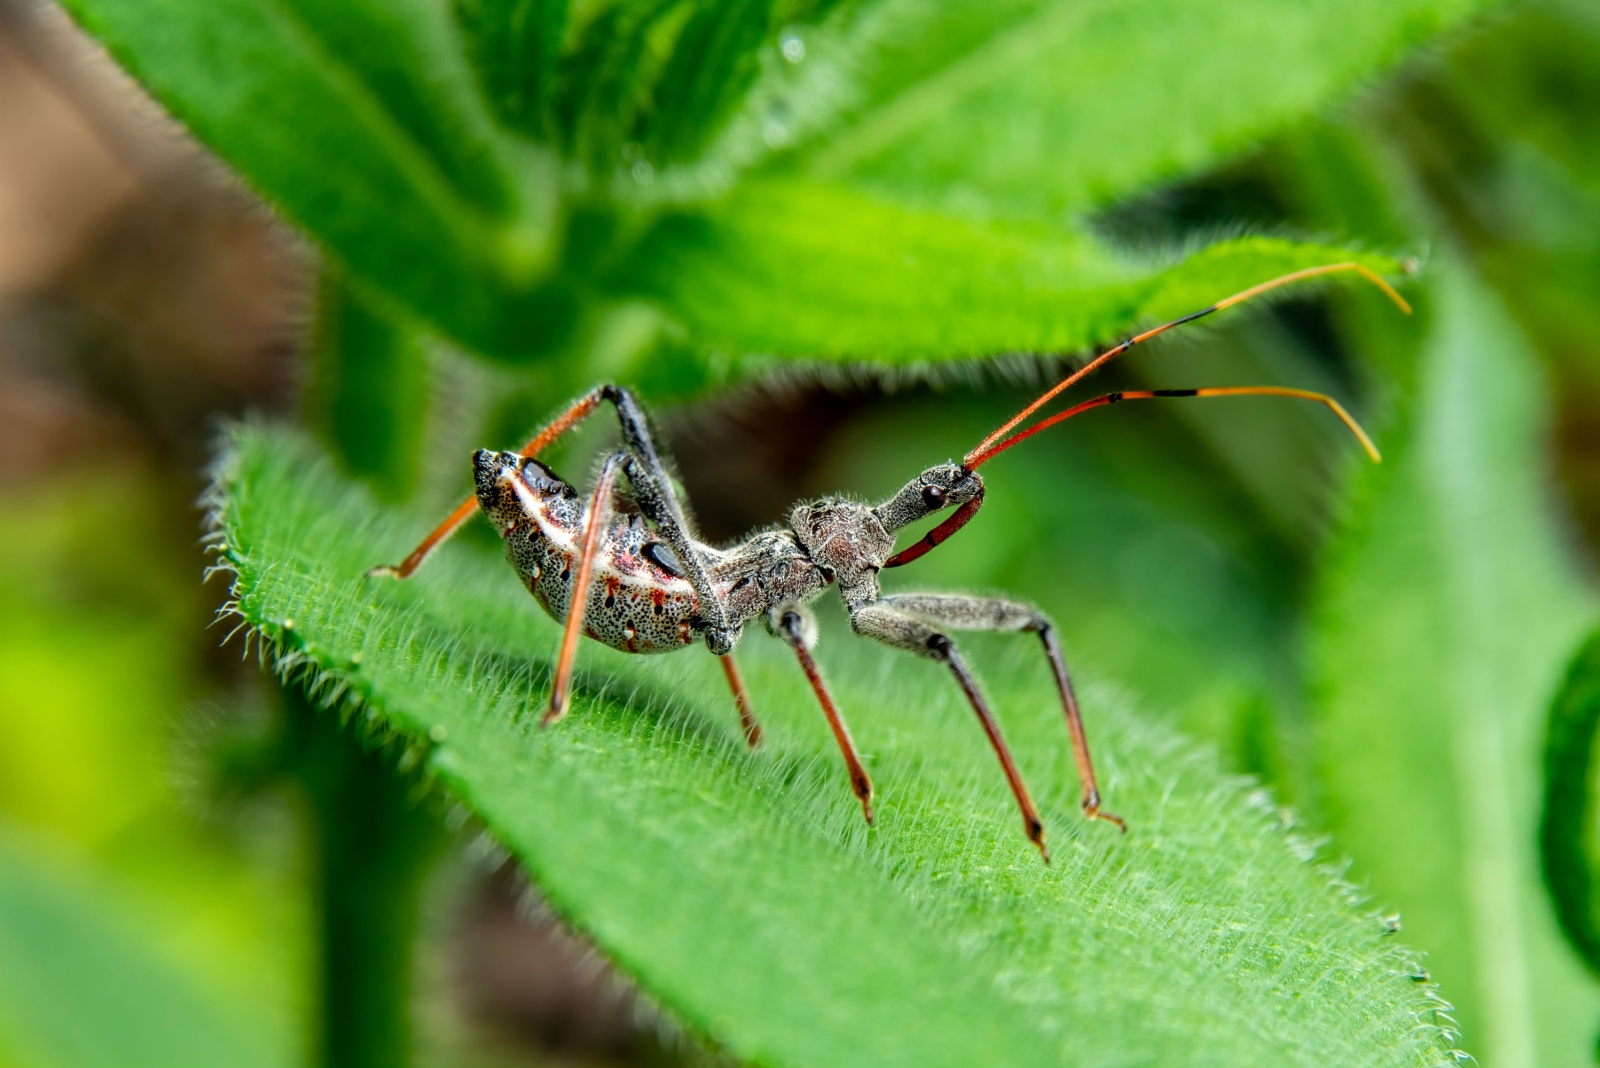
[709,529,831,630]
[789,497,894,587]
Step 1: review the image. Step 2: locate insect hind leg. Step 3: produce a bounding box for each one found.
[370,385,733,660]
[369,386,612,580]
[719,653,764,749]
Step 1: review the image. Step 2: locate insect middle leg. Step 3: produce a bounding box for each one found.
[873,594,1123,832]
[774,606,874,824]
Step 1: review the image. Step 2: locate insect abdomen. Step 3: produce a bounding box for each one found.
[536,560,699,654]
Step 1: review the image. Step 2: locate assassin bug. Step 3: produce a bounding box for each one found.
[372,262,1407,862]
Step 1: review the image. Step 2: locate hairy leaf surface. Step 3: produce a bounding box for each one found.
[622,183,1407,363]
[211,424,1460,1067]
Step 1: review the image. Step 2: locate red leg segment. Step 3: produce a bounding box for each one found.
[940,641,1050,863]
[779,612,874,824]
[1038,626,1124,831]
[719,654,764,749]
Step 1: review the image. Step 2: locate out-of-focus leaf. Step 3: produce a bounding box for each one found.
[58,0,563,358]
[0,832,290,1068]
[208,423,1464,1067]
[462,0,827,189]
[621,178,1407,365]
[454,0,570,141]
[1307,258,1600,1064]
[787,0,1494,221]
[1541,629,1600,982]
[1437,1,1600,200]
[644,0,773,165]
[0,479,308,1052]
[546,0,672,171]
[60,0,1474,374]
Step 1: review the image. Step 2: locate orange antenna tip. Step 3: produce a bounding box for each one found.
[968,386,1382,470]
[1354,264,1412,316]
[1193,387,1382,463]
[1212,262,1411,317]
[1327,397,1383,463]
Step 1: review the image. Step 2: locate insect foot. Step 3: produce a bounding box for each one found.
[1082,793,1127,833]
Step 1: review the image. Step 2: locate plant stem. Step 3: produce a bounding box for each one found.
[286,685,441,1068]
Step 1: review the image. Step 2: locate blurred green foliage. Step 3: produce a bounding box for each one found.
[1542,632,1600,986]
[0,831,292,1068]
[7,0,1600,1065]
[1309,261,1596,1065]
[0,482,304,1066]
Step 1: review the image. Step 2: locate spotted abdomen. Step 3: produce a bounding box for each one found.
[474,450,703,654]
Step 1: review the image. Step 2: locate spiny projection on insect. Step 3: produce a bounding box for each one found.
[371,263,1408,862]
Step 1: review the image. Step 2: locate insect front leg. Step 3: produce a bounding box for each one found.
[772,604,874,824]
[849,600,1051,862]
[875,593,1123,832]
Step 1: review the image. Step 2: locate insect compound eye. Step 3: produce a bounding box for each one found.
[920,484,948,510]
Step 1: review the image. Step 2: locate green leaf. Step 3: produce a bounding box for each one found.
[1541,629,1600,983]
[453,0,571,142]
[643,0,774,165]
[458,0,796,173]
[210,422,1461,1067]
[0,831,291,1068]
[58,0,564,358]
[621,179,1407,365]
[1435,1,1600,202]
[1307,258,1600,1064]
[61,0,1469,375]
[788,0,1495,221]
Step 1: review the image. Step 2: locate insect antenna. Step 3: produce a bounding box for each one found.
[884,262,1404,570]
[970,386,1382,469]
[963,261,1409,470]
